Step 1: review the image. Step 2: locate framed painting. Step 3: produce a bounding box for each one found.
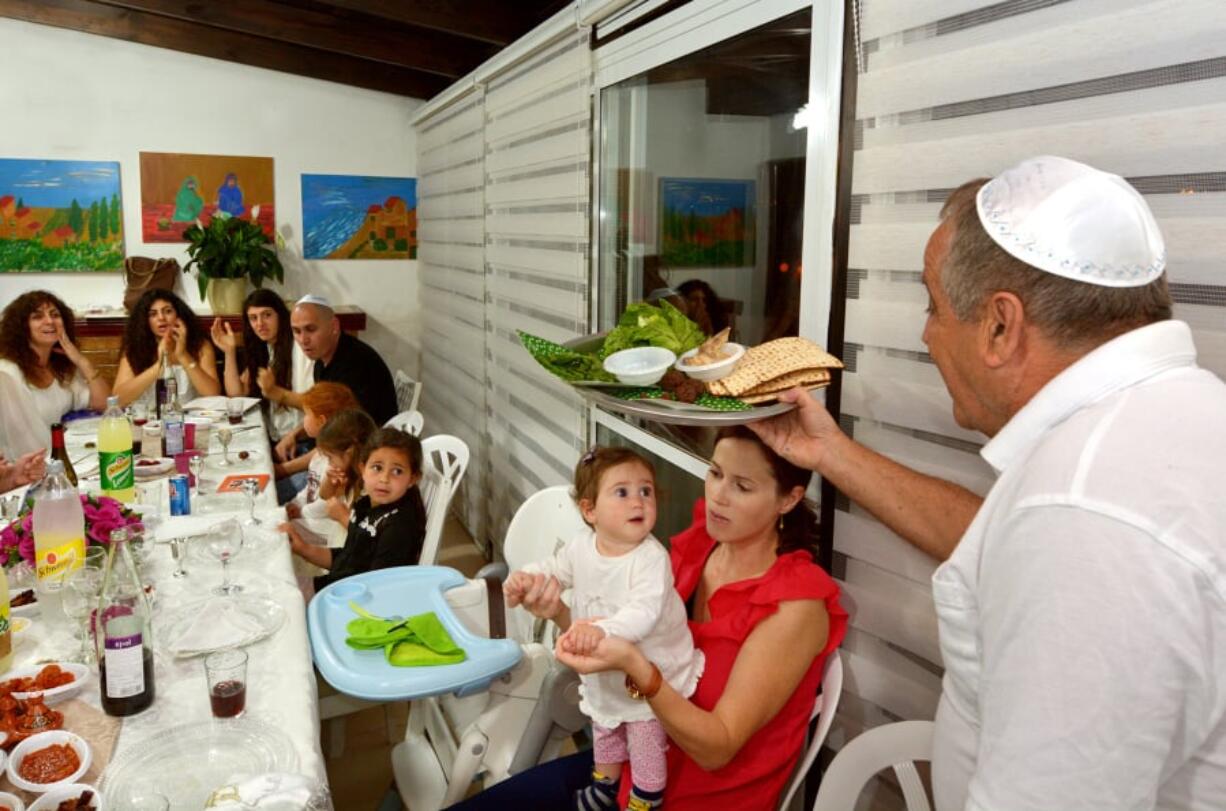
[139,152,275,242]
[0,158,124,272]
[659,177,756,268]
[301,174,417,260]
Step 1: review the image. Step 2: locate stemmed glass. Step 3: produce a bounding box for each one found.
[216,427,233,467]
[61,566,102,664]
[189,454,205,498]
[205,519,244,596]
[241,478,262,526]
[169,537,188,578]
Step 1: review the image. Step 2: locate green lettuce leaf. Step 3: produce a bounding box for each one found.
[599,300,706,358]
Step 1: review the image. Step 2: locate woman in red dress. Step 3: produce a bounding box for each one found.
[451,426,847,810]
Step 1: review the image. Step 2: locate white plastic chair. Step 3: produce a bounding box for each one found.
[394,369,422,414]
[812,720,935,811]
[417,435,469,567]
[779,649,844,811]
[385,408,424,436]
[391,485,589,810]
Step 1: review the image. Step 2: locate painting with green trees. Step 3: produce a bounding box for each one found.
[0,159,125,272]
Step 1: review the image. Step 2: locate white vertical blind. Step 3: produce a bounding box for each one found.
[484,29,593,549]
[417,91,490,541]
[833,1,1226,803]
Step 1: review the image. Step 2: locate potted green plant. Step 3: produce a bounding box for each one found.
[182,216,284,314]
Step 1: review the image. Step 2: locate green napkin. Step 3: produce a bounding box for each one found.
[344,602,467,667]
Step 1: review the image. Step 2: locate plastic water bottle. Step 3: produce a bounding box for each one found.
[163,379,185,457]
[98,395,135,503]
[31,459,85,623]
[0,566,12,675]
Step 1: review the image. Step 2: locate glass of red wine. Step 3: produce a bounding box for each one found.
[204,648,247,718]
[226,397,245,425]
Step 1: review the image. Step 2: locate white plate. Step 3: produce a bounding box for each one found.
[2,662,89,704]
[206,449,263,466]
[7,730,91,792]
[11,591,38,618]
[158,595,286,658]
[28,783,98,810]
[64,418,101,437]
[100,717,296,809]
[0,788,24,811]
[133,458,176,479]
[184,396,260,413]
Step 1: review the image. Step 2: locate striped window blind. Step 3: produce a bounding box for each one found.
[833,0,1226,796]
[484,28,593,548]
[417,91,490,541]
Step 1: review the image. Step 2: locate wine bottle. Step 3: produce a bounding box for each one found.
[163,379,184,457]
[155,350,171,420]
[97,527,156,716]
[49,422,77,487]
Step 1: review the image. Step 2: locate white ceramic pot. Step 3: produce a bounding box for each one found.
[206,277,248,315]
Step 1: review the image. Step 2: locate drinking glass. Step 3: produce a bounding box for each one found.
[61,566,102,664]
[216,427,233,467]
[84,544,107,575]
[130,400,149,428]
[204,648,248,718]
[241,478,262,526]
[205,519,244,596]
[169,536,188,579]
[189,454,205,498]
[226,398,245,425]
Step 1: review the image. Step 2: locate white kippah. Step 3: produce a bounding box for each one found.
[296,294,333,309]
[975,155,1166,287]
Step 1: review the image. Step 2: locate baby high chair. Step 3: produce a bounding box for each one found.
[308,485,588,811]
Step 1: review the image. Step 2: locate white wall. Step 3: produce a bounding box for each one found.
[0,18,423,377]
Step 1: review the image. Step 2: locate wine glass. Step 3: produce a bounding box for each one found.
[241,478,262,526]
[216,426,233,467]
[205,519,244,596]
[61,566,102,664]
[189,454,205,498]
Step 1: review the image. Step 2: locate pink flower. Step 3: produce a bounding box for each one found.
[0,526,17,549]
[82,503,103,524]
[87,518,122,546]
[20,514,32,534]
[17,534,33,565]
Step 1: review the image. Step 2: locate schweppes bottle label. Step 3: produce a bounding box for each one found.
[37,539,85,582]
[100,449,134,491]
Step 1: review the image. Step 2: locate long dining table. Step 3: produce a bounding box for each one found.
[9,398,327,804]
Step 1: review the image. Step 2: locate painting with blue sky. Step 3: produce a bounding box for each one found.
[0,158,124,271]
[659,177,755,267]
[301,174,417,260]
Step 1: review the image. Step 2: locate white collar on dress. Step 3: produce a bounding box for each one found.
[980,320,1198,474]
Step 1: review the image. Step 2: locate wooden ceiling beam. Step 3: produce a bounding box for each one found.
[292,0,534,47]
[87,0,494,78]
[0,0,450,98]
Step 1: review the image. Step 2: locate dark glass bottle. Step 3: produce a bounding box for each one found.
[97,527,155,717]
[49,423,76,487]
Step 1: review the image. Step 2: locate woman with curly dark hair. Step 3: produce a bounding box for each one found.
[112,288,219,407]
[0,291,111,454]
[210,288,308,441]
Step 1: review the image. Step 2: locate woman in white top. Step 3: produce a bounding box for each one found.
[209,288,308,442]
[112,288,220,407]
[0,291,111,454]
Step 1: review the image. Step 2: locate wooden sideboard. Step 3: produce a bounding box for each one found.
[74,305,367,384]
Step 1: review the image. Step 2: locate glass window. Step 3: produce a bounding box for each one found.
[595,7,813,462]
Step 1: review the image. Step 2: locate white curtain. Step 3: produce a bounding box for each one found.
[833,0,1226,801]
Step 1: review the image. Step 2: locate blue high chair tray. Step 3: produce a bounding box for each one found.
[308,566,522,702]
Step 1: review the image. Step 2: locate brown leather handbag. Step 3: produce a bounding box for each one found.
[123,257,180,312]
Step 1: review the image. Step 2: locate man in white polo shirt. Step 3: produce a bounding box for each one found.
[753,156,1226,809]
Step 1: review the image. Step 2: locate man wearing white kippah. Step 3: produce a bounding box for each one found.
[754,156,1226,810]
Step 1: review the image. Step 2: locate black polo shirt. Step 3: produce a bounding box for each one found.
[314,332,398,425]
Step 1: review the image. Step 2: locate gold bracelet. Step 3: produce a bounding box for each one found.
[625,663,663,700]
[186,361,198,371]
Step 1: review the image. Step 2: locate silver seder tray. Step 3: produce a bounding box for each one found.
[562,334,823,427]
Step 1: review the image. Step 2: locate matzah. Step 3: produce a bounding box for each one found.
[740,380,831,403]
[707,337,842,398]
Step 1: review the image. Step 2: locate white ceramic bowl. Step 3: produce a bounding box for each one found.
[675,342,746,382]
[7,731,91,793]
[27,783,99,811]
[0,789,25,811]
[602,347,677,386]
[5,662,89,705]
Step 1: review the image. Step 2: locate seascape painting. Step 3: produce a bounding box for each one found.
[0,158,124,272]
[659,177,755,268]
[140,152,275,242]
[301,174,417,260]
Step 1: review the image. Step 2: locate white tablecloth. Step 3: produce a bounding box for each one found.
[16,408,327,791]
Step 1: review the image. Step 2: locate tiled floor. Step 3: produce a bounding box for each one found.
[324,514,488,811]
